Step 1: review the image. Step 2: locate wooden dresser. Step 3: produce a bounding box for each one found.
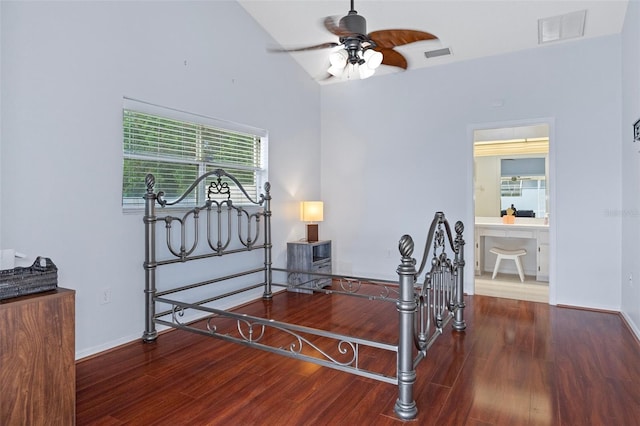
[0,288,76,425]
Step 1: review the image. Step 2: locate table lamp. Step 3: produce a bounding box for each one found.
[301,201,323,243]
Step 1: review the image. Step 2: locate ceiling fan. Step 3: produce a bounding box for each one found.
[272,0,439,80]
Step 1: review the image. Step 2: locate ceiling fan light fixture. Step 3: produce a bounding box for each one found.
[328,63,345,77]
[329,49,348,67]
[328,44,382,79]
[341,63,357,80]
[352,48,366,65]
[359,65,375,79]
[363,49,383,69]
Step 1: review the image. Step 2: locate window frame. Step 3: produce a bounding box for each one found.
[121,98,268,211]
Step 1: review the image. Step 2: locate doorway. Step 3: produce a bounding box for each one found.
[472,123,551,303]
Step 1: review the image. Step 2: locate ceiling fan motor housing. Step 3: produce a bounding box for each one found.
[339,12,366,35]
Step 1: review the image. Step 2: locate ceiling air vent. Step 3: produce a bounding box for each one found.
[424,47,452,59]
[538,10,586,44]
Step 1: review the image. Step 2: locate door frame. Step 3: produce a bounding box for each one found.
[466,117,556,305]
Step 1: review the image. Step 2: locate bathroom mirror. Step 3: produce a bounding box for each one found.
[499,158,546,218]
[474,124,549,218]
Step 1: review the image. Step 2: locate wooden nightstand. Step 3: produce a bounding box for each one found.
[287,240,332,293]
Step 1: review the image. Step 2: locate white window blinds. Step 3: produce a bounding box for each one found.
[122,100,267,208]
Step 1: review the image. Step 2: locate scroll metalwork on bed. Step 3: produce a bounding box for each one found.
[145,169,269,260]
[153,297,399,385]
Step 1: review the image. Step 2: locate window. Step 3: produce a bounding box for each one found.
[122,99,268,209]
[500,177,522,197]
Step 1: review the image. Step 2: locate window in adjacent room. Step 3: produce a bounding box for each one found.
[122,99,268,209]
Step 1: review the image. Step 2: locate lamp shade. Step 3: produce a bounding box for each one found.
[328,63,345,78]
[364,49,383,69]
[301,201,324,222]
[329,49,348,67]
[359,65,375,79]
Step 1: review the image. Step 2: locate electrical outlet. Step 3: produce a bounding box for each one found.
[100,287,112,305]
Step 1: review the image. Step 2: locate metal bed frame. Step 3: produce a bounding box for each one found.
[142,169,466,420]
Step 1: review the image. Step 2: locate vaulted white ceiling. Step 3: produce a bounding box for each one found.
[239,0,628,83]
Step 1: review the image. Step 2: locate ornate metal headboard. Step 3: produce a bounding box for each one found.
[142,169,272,342]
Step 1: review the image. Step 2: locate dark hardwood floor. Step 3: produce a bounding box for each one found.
[76,290,640,425]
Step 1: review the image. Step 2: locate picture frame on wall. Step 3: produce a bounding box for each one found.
[634,118,640,142]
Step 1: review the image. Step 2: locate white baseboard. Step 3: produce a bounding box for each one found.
[75,333,142,361]
[621,310,640,343]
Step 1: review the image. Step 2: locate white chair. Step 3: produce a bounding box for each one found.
[490,247,527,282]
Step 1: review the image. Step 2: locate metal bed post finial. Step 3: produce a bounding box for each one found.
[453,220,466,331]
[142,173,159,342]
[394,234,418,420]
[262,181,273,300]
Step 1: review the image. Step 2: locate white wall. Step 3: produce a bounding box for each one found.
[621,0,640,338]
[474,156,500,217]
[0,1,3,247]
[321,35,622,312]
[0,1,321,358]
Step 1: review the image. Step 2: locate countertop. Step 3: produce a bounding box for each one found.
[475,217,549,229]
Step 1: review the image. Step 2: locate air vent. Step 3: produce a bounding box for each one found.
[538,10,586,44]
[424,47,452,59]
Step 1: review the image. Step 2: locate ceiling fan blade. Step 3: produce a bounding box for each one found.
[369,29,438,49]
[376,48,408,69]
[269,42,339,53]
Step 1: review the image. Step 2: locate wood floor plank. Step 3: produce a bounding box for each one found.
[528,358,560,425]
[315,377,399,425]
[76,293,640,425]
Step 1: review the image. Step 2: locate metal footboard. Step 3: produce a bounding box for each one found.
[395,212,466,419]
